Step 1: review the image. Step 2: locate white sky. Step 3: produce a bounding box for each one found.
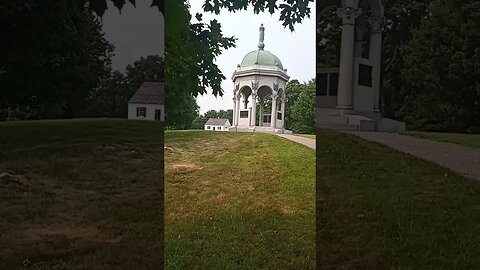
[190,1,316,114]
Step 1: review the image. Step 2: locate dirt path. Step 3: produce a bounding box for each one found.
[277,134,316,150]
[345,131,480,180]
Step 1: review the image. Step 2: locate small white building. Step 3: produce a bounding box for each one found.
[205,118,231,131]
[128,82,164,122]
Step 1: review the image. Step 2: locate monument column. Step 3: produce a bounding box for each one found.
[368,16,384,112]
[232,97,237,126]
[259,100,263,126]
[280,98,286,129]
[336,6,362,110]
[270,93,277,129]
[251,92,258,126]
[235,95,241,125]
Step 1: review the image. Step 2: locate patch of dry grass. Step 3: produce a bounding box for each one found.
[0,119,163,270]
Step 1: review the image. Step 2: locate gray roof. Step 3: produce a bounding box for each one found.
[205,118,229,126]
[129,82,164,105]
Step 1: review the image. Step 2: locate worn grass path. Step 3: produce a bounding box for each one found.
[164,131,315,270]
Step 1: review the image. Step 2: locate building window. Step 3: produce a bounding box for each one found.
[358,64,373,87]
[263,115,271,123]
[277,112,282,120]
[240,111,248,118]
[155,109,161,121]
[329,73,339,96]
[136,107,146,117]
[207,126,211,129]
[316,73,328,96]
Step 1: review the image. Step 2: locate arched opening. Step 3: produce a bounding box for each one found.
[257,85,273,126]
[239,86,252,109]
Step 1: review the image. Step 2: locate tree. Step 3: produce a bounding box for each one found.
[284,79,302,130]
[83,69,129,117]
[0,1,114,120]
[290,80,316,134]
[399,0,480,132]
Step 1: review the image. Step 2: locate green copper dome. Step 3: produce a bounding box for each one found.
[240,50,284,69]
[239,24,284,70]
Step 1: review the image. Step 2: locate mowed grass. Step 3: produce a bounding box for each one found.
[404,131,480,148]
[164,131,315,269]
[317,130,480,269]
[0,119,163,270]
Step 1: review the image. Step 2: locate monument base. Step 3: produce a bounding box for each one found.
[230,126,292,134]
[316,108,405,132]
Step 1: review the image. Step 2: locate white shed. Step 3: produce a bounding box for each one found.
[205,118,231,131]
[128,82,164,122]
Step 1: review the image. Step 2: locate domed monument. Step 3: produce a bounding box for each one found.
[231,24,291,134]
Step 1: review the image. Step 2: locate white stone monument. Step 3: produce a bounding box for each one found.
[230,24,292,134]
[317,0,405,132]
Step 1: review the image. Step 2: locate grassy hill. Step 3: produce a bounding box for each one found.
[0,119,164,270]
[164,131,315,269]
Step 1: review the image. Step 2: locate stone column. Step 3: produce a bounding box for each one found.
[368,16,384,112]
[271,93,278,129]
[251,92,257,126]
[235,95,241,126]
[336,6,362,110]
[259,100,263,126]
[232,97,237,126]
[280,98,286,129]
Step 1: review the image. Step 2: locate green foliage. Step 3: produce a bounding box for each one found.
[290,80,315,134]
[0,1,113,120]
[382,0,432,118]
[83,69,129,117]
[85,0,164,16]
[284,79,302,130]
[316,8,342,67]
[203,0,314,31]
[165,1,236,98]
[399,0,480,132]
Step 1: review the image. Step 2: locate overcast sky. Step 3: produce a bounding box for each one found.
[190,1,316,114]
[101,1,164,72]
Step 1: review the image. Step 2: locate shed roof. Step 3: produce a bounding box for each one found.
[129,82,164,105]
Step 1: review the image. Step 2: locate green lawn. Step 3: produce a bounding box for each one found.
[403,131,480,148]
[0,119,163,270]
[317,130,480,269]
[164,131,315,269]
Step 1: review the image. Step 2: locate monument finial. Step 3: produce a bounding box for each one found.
[258,23,265,50]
